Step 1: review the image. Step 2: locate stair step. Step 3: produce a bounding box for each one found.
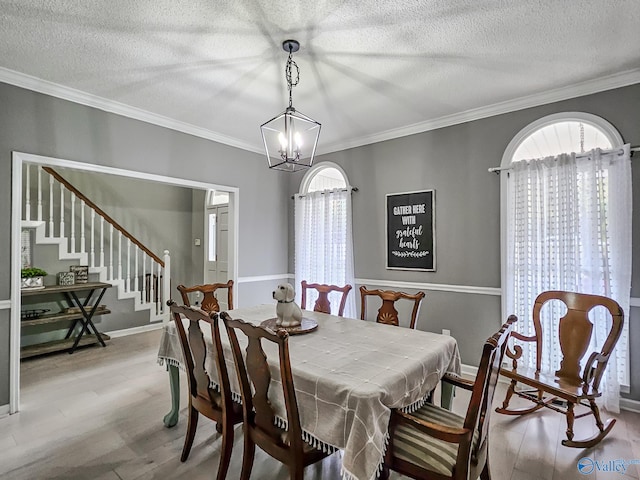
[22,213,167,324]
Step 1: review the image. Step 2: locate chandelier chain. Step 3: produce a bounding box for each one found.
[285,50,300,108]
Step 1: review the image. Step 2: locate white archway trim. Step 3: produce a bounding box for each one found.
[9,151,240,414]
[500,112,624,168]
[299,161,350,194]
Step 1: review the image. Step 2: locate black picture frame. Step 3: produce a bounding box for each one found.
[70,265,89,283]
[385,190,435,271]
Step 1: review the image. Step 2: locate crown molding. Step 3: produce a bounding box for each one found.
[0,67,264,155]
[316,68,640,155]
[2,66,639,157]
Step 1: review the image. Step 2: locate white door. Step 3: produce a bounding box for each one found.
[205,205,230,309]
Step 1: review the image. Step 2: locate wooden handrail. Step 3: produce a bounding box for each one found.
[43,166,165,267]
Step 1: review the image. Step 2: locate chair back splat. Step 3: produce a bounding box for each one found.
[300,281,352,317]
[177,280,234,313]
[496,290,624,448]
[360,285,425,328]
[168,301,242,480]
[221,312,331,479]
[381,316,516,480]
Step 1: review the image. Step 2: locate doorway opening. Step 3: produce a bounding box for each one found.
[10,151,239,414]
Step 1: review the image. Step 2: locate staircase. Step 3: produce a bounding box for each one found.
[22,164,170,323]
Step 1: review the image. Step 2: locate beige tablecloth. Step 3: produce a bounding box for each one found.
[157,304,461,480]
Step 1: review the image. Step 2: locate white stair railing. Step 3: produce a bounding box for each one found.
[21,164,170,321]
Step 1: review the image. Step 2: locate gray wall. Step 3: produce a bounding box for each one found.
[290,83,640,400]
[3,79,639,408]
[0,309,8,404]
[0,82,290,407]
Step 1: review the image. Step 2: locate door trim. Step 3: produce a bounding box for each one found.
[10,151,240,414]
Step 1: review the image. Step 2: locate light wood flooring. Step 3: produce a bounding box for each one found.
[1,329,639,480]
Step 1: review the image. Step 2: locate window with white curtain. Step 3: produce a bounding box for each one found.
[502,113,631,412]
[295,164,356,317]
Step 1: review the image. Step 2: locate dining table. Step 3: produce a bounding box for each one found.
[157,304,461,480]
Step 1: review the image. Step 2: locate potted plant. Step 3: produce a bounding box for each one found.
[21,267,48,290]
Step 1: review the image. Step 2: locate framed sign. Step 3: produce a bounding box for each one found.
[386,190,435,271]
[70,265,89,283]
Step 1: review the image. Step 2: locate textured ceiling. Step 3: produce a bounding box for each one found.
[1,0,639,155]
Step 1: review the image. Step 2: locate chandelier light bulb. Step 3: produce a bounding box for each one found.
[278,132,287,149]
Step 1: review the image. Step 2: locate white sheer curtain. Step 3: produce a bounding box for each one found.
[295,189,357,318]
[505,145,632,412]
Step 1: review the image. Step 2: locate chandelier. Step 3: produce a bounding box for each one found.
[260,40,321,172]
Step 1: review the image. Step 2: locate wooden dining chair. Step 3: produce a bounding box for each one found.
[221,312,333,480]
[496,291,624,448]
[168,301,243,480]
[300,280,352,316]
[177,280,234,313]
[381,315,516,480]
[360,285,425,328]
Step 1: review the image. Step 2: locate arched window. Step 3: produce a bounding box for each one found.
[502,112,622,165]
[295,162,355,317]
[301,164,348,193]
[501,112,631,408]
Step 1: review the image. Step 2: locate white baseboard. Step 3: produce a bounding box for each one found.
[0,403,10,417]
[620,397,640,413]
[460,363,476,378]
[105,323,164,338]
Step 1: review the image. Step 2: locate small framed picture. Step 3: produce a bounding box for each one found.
[58,272,75,286]
[70,265,89,283]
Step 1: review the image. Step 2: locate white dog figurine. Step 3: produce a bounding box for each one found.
[273,283,303,328]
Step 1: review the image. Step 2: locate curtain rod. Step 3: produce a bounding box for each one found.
[488,146,640,175]
[292,186,358,199]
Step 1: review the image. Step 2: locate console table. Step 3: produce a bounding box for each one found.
[21,282,112,358]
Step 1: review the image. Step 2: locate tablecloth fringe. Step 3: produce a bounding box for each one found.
[340,467,360,480]
[274,415,288,430]
[400,394,430,413]
[273,416,339,455]
[340,430,388,480]
[158,357,243,403]
[157,356,183,370]
[339,432,389,480]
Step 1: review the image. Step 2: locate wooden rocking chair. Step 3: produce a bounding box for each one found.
[496,291,624,448]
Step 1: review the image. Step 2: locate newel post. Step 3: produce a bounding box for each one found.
[163,250,171,324]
